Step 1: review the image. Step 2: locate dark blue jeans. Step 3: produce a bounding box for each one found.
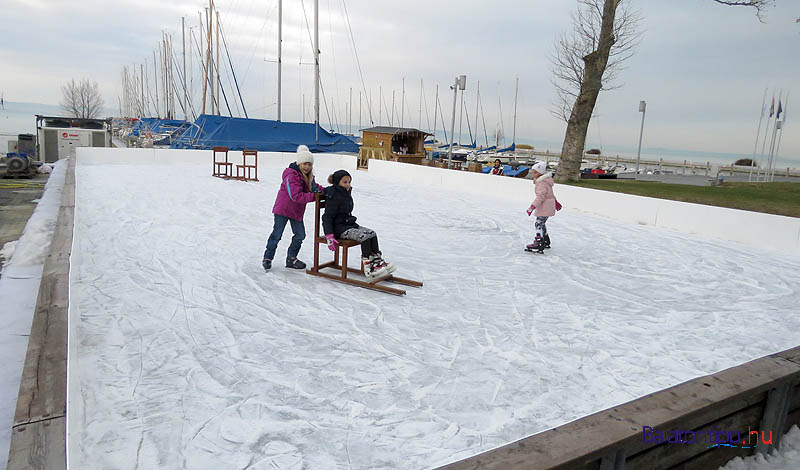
[263,214,306,260]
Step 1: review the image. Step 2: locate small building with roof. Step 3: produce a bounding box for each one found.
[358,126,431,168]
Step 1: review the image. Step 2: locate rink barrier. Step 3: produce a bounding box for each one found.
[75,147,358,172]
[437,346,800,470]
[6,159,74,470]
[366,159,800,254]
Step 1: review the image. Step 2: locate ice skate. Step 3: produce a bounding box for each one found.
[525,235,545,254]
[285,257,306,269]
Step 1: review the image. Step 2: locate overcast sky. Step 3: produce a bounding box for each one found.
[2,0,798,160]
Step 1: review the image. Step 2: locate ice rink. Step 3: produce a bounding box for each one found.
[67,160,800,469]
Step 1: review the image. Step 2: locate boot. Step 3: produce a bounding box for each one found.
[370,252,396,275]
[369,256,392,281]
[543,234,551,249]
[362,257,375,280]
[262,258,272,271]
[526,235,545,254]
[285,257,306,269]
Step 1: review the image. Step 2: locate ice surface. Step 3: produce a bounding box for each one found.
[68,162,800,469]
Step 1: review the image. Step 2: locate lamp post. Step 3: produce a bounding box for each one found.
[636,100,646,174]
[447,75,466,169]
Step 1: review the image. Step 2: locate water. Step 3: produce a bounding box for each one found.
[423,130,800,170]
[0,101,62,155]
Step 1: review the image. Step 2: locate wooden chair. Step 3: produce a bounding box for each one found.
[236,149,259,181]
[212,146,233,178]
[306,194,423,296]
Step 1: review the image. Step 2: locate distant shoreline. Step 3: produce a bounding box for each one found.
[2,100,797,169]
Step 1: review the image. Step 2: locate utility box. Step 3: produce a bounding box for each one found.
[17,134,35,157]
[36,115,111,162]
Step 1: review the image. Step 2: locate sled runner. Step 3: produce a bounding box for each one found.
[306,195,422,296]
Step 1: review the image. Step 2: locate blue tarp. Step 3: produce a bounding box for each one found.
[131,118,190,137]
[171,115,358,153]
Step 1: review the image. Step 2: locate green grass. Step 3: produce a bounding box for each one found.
[564,180,800,218]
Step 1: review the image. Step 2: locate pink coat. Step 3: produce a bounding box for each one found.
[272,163,323,221]
[532,173,556,217]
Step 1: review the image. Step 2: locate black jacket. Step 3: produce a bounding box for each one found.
[322,184,359,237]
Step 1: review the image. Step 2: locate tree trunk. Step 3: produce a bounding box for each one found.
[555,0,619,183]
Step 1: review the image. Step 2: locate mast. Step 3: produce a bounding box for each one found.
[202,6,210,114]
[153,51,159,117]
[277,0,282,121]
[418,79,423,129]
[182,17,187,120]
[474,80,480,146]
[401,77,405,127]
[314,0,319,144]
[216,9,221,115]
[432,84,438,145]
[512,77,518,146]
[349,87,352,134]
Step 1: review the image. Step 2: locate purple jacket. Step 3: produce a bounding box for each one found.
[272,163,323,221]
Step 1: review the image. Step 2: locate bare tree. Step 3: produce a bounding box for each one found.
[552,0,641,182]
[60,78,105,119]
[711,0,775,20]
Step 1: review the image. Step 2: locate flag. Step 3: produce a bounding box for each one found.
[769,96,775,117]
[777,100,783,119]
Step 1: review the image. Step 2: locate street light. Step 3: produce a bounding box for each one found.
[447,75,466,169]
[636,100,646,175]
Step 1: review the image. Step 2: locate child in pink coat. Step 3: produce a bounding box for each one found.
[525,161,561,253]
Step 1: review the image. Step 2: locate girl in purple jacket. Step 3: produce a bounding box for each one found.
[262,145,323,270]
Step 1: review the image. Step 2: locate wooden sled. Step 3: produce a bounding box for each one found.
[306,194,423,296]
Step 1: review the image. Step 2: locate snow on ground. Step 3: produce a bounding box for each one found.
[721,426,800,470]
[0,159,67,470]
[68,161,800,469]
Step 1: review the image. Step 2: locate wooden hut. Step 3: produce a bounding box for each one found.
[358,126,430,168]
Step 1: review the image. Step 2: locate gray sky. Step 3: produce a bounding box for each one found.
[2,0,798,160]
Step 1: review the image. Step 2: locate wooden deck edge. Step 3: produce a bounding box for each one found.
[7,157,75,470]
[437,346,800,470]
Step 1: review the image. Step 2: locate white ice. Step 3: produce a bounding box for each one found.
[67,160,800,469]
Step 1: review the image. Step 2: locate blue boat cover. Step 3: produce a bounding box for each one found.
[171,114,358,153]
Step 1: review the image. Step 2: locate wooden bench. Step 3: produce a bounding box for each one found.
[305,194,422,296]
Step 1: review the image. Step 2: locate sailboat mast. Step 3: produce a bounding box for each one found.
[512,77,518,146]
[314,0,319,144]
[474,81,480,147]
[277,0,282,121]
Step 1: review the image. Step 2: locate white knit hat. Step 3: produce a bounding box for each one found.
[532,161,547,175]
[296,145,314,165]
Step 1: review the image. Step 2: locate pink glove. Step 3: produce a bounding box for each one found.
[526,204,535,216]
[555,200,563,211]
[325,233,339,252]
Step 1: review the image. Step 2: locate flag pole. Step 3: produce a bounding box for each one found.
[771,93,788,182]
[749,87,767,182]
[766,90,783,182]
[759,93,775,181]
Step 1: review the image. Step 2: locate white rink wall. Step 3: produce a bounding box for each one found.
[368,159,800,253]
[76,147,358,172]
